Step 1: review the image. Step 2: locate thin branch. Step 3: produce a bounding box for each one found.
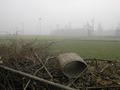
[0,65,76,90]
[24,66,44,90]
[34,52,53,80]
[67,68,88,87]
[24,56,55,90]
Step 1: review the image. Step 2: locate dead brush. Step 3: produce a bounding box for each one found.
[0,39,55,73]
[0,38,120,90]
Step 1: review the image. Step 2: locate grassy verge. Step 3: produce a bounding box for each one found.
[0,35,120,59]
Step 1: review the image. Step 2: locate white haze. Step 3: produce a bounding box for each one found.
[0,0,120,35]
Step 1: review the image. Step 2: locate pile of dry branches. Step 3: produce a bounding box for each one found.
[0,39,120,90]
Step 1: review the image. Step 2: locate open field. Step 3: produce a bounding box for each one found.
[51,40,120,59]
[0,35,120,89]
[0,35,120,59]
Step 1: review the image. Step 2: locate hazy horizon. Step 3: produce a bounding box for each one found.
[0,0,120,35]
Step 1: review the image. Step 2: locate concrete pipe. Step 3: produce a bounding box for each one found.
[58,52,87,78]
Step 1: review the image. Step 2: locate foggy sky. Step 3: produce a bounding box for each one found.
[0,0,120,35]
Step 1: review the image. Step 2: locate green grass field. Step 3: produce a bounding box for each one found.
[0,35,120,59]
[51,40,120,59]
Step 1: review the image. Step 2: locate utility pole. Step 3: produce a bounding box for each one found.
[15,26,18,36]
[115,24,120,37]
[21,22,24,35]
[56,24,60,30]
[68,22,72,30]
[91,18,95,36]
[38,17,42,35]
[91,18,95,31]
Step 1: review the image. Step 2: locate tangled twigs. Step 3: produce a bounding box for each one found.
[34,52,54,80]
[24,66,44,90]
[67,68,88,87]
[0,39,120,89]
[24,56,55,90]
[0,65,76,90]
[100,64,109,73]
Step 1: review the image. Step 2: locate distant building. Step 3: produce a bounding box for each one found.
[115,28,120,37]
[0,31,10,35]
[51,22,95,37]
[51,23,117,37]
[51,28,88,37]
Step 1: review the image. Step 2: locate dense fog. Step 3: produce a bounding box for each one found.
[0,0,120,36]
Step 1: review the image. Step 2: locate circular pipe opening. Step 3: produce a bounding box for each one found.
[63,61,87,78]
